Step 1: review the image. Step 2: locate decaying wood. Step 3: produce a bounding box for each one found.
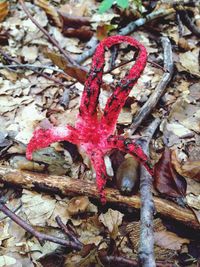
[0,165,199,229]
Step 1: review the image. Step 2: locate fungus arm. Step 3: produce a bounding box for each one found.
[26,125,78,160]
[90,152,108,203]
[100,36,147,133]
[107,135,153,176]
[79,35,147,129]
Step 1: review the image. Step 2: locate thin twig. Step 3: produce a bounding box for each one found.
[0,49,65,86]
[136,119,160,267]
[18,0,76,66]
[0,202,82,250]
[55,216,82,247]
[0,64,65,73]
[103,58,166,75]
[129,37,174,135]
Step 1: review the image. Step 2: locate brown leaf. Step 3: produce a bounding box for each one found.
[127,218,189,254]
[59,12,93,41]
[0,0,9,22]
[44,50,87,84]
[154,230,189,251]
[59,2,88,17]
[38,252,65,267]
[99,209,124,239]
[179,48,200,77]
[34,0,62,28]
[154,148,187,197]
[59,12,90,27]
[96,24,116,41]
[171,148,200,181]
[44,49,112,91]
[178,37,193,51]
[67,196,90,216]
[62,26,93,42]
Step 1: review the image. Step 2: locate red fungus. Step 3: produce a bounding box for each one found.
[26,35,153,203]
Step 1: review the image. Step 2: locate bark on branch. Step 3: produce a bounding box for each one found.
[138,119,160,267]
[0,166,199,229]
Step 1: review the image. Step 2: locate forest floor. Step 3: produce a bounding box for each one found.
[0,0,200,266]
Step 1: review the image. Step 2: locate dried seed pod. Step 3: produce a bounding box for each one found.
[116,156,140,195]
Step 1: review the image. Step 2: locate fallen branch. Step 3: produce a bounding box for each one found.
[119,8,174,35]
[76,36,99,64]
[129,37,174,135]
[0,201,82,250]
[0,165,199,229]
[137,119,160,267]
[76,8,174,64]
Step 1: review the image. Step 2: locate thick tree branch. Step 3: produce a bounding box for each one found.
[0,165,199,229]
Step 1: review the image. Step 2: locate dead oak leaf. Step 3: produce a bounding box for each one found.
[21,46,38,63]
[34,0,62,28]
[154,148,187,198]
[154,230,189,251]
[99,209,124,239]
[44,49,87,84]
[15,102,46,144]
[179,48,200,77]
[171,149,200,182]
[21,190,56,226]
[169,98,200,134]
